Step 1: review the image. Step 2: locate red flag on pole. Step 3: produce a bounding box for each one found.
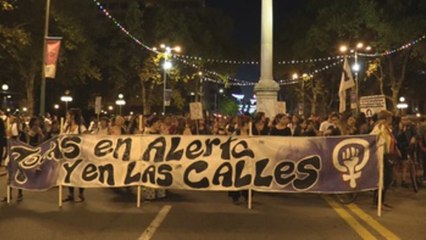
[44,37,62,78]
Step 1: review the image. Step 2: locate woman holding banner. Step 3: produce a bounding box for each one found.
[62,108,88,203]
[228,116,251,204]
[143,115,167,201]
[370,110,398,209]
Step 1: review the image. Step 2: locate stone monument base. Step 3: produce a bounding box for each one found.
[254,80,279,119]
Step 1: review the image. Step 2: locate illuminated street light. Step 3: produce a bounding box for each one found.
[155,44,182,115]
[339,45,348,53]
[292,73,298,80]
[397,103,408,109]
[399,96,405,102]
[60,95,73,113]
[108,105,114,111]
[2,84,9,110]
[352,63,360,72]
[338,42,372,114]
[115,96,126,116]
[22,107,28,112]
[54,104,59,110]
[219,88,224,94]
[174,46,182,52]
[163,61,172,70]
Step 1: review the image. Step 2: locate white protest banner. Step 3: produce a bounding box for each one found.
[360,95,387,117]
[190,102,203,120]
[8,135,380,193]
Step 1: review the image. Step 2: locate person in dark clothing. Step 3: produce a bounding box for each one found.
[270,114,291,136]
[62,108,88,203]
[0,118,6,166]
[252,112,270,135]
[289,115,302,136]
[394,115,417,187]
[228,116,251,204]
[301,120,318,136]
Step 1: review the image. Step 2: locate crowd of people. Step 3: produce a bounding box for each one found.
[0,108,425,207]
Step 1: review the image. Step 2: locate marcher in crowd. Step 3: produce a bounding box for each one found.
[370,110,397,209]
[63,108,88,203]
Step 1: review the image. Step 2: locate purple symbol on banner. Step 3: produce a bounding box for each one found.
[332,139,370,188]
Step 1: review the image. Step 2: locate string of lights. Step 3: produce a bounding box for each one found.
[91,0,423,87]
[278,59,344,86]
[359,35,426,57]
[92,0,424,67]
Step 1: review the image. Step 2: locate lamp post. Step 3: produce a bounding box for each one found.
[115,93,126,115]
[153,44,181,115]
[60,95,72,113]
[339,42,372,114]
[215,88,224,112]
[2,84,9,110]
[397,96,408,115]
[40,0,52,116]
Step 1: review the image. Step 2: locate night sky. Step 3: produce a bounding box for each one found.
[205,0,300,46]
[205,1,301,98]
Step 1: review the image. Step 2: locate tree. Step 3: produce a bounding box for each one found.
[279,0,426,114]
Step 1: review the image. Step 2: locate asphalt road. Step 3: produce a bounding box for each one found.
[0,174,425,240]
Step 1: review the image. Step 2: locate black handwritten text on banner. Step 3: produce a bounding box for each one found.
[8,135,380,193]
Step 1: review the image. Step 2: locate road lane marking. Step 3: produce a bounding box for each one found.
[138,205,172,240]
[324,196,377,240]
[347,203,400,240]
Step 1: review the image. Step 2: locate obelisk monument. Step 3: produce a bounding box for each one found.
[254,0,279,118]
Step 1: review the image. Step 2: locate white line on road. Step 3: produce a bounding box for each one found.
[138,205,172,240]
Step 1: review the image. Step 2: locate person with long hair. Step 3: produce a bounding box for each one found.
[63,108,88,203]
[270,114,291,136]
[252,112,269,135]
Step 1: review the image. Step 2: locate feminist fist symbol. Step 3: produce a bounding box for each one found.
[341,147,361,188]
[333,139,370,189]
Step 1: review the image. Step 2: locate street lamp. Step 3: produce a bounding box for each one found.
[397,96,408,115]
[339,42,372,114]
[155,44,181,115]
[115,93,126,115]
[215,88,224,112]
[60,95,73,113]
[2,84,8,110]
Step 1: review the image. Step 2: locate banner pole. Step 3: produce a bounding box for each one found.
[377,149,384,217]
[137,185,142,208]
[58,185,62,208]
[248,120,253,210]
[60,117,64,134]
[6,185,10,204]
[139,115,143,133]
